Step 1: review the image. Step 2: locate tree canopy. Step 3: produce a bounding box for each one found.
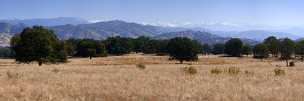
[253,43,269,59]
[167,37,201,64]
[11,26,67,66]
[224,38,243,57]
[263,36,280,57]
[279,38,295,67]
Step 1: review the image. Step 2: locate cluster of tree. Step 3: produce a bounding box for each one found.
[201,37,304,67]
[9,26,203,65]
[255,36,304,67]
[9,26,304,67]
[11,26,67,66]
[201,38,252,57]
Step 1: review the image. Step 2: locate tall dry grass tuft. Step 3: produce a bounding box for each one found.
[225,67,241,75]
[274,68,285,76]
[210,68,222,74]
[183,66,198,75]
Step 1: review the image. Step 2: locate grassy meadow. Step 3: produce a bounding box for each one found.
[0,54,303,101]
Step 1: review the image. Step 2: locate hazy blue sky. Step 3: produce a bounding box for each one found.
[1,0,304,27]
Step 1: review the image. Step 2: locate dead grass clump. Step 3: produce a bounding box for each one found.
[6,71,21,79]
[225,67,240,75]
[244,70,254,75]
[52,68,60,73]
[136,63,146,69]
[183,66,198,75]
[210,68,222,74]
[274,68,285,76]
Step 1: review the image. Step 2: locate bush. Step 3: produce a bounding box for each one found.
[274,68,285,76]
[136,63,146,69]
[210,68,222,74]
[183,66,198,75]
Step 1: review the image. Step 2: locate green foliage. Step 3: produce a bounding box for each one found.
[274,68,285,76]
[253,43,269,59]
[211,43,225,55]
[167,37,201,64]
[64,39,81,56]
[224,38,243,57]
[263,36,280,57]
[0,47,14,58]
[104,36,133,55]
[279,38,295,67]
[242,44,252,56]
[75,39,106,58]
[132,36,169,54]
[11,26,67,66]
[295,40,304,61]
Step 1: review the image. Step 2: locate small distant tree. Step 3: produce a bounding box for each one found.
[211,43,225,55]
[224,38,243,57]
[167,37,200,64]
[253,43,269,60]
[202,44,211,55]
[296,40,304,61]
[263,36,280,57]
[242,44,252,56]
[279,38,295,67]
[11,26,67,66]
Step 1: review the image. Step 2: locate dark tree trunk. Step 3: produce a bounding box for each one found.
[180,60,184,64]
[90,56,92,60]
[38,61,42,66]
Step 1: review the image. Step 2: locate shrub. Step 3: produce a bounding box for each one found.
[183,66,198,75]
[226,67,240,75]
[274,68,285,76]
[136,64,146,69]
[210,68,222,74]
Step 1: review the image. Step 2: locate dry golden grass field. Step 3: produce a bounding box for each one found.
[0,54,304,101]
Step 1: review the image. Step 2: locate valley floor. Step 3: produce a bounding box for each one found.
[0,54,303,101]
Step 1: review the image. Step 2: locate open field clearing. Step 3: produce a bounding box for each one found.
[0,54,304,101]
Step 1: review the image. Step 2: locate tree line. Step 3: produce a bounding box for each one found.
[4,26,304,66]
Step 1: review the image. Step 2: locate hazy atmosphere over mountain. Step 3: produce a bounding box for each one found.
[1,0,304,46]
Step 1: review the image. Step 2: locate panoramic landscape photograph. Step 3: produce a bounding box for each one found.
[1,0,304,100]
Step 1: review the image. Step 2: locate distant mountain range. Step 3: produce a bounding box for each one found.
[50,20,185,39]
[209,30,301,41]
[155,30,258,45]
[0,17,302,46]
